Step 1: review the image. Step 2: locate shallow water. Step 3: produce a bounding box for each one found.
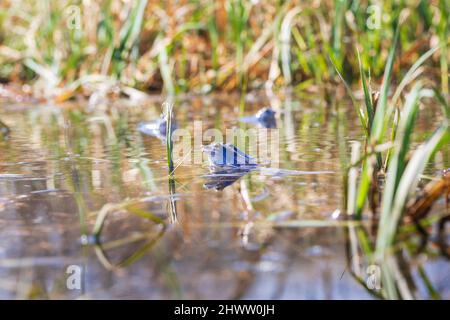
[0,93,448,299]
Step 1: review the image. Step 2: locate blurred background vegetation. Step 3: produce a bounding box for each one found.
[0,0,448,99]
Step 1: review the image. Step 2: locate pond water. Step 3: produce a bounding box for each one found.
[0,92,448,299]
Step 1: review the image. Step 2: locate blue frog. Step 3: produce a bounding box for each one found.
[138,115,177,140]
[202,143,258,190]
[240,107,276,129]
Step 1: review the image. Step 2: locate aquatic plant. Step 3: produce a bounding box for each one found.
[337,18,450,300]
[165,102,175,174]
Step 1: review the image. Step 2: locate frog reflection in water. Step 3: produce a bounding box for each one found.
[202,143,258,190]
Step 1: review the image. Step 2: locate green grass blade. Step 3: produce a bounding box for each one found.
[330,57,369,135]
[377,84,423,237]
[165,102,174,174]
[370,23,400,145]
[354,158,373,218]
[353,23,400,217]
[357,48,382,168]
[347,141,361,215]
[331,0,348,69]
[357,49,374,128]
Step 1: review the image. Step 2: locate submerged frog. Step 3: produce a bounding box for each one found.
[240,107,276,129]
[202,143,258,190]
[201,142,333,190]
[138,115,177,140]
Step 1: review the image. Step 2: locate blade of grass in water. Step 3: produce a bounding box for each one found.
[357,48,383,170]
[330,57,369,136]
[347,141,361,216]
[417,266,441,300]
[354,24,400,218]
[370,23,400,145]
[357,49,374,130]
[377,84,424,244]
[354,158,374,219]
[165,102,174,174]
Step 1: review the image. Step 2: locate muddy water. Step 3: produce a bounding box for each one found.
[0,93,448,299]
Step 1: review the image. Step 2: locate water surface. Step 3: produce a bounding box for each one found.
[0,93,448,299]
